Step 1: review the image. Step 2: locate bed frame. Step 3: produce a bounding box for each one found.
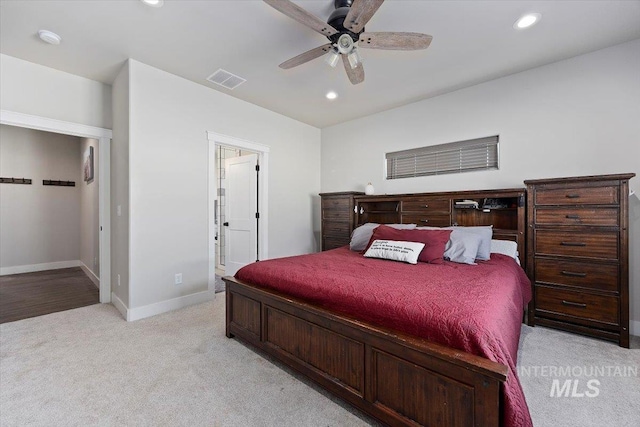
[224,188,526,427]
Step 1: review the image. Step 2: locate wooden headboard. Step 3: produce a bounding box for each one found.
[353,188,527,267]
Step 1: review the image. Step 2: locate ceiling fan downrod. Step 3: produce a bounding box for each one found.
[327,0,361,45]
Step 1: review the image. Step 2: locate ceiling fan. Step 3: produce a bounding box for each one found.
[264,0,433,85]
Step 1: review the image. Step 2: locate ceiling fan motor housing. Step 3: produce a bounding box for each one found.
[334,0,353,8]
[327,4,362,44]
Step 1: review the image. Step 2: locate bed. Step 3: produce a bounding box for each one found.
[224,189,532,427]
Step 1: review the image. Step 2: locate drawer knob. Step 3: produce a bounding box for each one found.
[560,242,587,247]
[424,204,429,208]
[420,219,429,223]
[562,300,587,308]
[566,194,580,199]
[561,270,587,278]
[565,214,580,219]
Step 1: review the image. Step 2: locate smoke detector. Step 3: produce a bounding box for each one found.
[38,30,61,45]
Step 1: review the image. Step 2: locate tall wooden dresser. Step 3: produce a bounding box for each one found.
[319,192,363,251]
[525,173,635,347]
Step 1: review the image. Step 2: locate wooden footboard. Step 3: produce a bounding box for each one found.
[224,276,508,427]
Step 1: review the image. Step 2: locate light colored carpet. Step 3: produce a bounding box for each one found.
[518,325,640,426]
[0,295,638,426]
[214,275,225,293]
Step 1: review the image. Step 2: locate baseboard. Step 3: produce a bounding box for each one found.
[79,262,100,288]
[111,292,129,321]
[127,290,215,322]
[631,320,640,337]
[0,260,82,276]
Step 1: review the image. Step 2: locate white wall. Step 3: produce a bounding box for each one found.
[111,62,130,307]
[0,125,81,270]
[321,39,640,331]
[126,60,321,311]
[0,54,112,129]
[79,138,100,279]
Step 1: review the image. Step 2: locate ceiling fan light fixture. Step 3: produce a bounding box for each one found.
[347,49,362,70]
[514,13,541,29]
[325,49,340,68]
[337,34,354,54]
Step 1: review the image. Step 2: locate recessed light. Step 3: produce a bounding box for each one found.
[38,30,62,45]
[326,91,338,100]
[140,0,164,7]
[514,13,541,29]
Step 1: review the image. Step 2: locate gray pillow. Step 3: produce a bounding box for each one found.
[349,223,417,251]
[416,225,493,262]
[455,226,493,260]
[444,230,483,265]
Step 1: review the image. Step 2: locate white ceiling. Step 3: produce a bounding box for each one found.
[1,0,639,128]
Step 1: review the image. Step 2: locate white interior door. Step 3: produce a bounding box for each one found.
[224,153,258,276]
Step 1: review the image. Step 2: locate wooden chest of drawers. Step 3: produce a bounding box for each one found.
[525,173,635,347]
[320,192,363,251]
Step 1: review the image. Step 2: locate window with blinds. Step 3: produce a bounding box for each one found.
[385,136,499,180]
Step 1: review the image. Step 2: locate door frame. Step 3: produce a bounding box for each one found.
[0,110,112,303]
[207,131,269,290]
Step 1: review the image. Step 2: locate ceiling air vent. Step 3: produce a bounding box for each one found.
[206,69,246,90]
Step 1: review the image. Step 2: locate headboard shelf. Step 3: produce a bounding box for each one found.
[354,188,526,267]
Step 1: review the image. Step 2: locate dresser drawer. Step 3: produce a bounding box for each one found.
[535,258,619,292]
[402,198,451,213]
[534,186,618,206]
[322,208,351,221]
[323,221,350,236]
[322,197,350,209]
[400,214,451,227]
[534,207,619,227]
[323,236,350,250]
[535,286,619,325]
[535,230,618,260]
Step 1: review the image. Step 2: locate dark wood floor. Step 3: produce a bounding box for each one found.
[0,267,99,324]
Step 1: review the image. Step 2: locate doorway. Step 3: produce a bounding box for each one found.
[214,146,260,279]
[0,110,112,303]
[207,132,269,291]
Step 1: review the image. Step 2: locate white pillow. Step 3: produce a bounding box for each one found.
[350,223,417,251]
[491,239,520,265]
[363,240,425,264]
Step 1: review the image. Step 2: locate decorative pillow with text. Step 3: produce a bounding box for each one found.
[365,225,452,264]
[363,240,425,264]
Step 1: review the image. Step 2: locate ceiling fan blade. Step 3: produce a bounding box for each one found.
[343,0,385,33]
[279,43,333,69]
[358,32,433,50]
[342,54,364,85]
[263,0,338,37]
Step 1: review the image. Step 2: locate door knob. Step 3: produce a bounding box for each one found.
[223,222,229,226]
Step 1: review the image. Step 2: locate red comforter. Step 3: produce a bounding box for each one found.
[236,247,533,427]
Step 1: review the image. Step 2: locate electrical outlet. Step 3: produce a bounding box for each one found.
[117,274,121,287]
[175,273,183,285]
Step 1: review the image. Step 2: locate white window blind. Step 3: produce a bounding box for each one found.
[385,136,499,180]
